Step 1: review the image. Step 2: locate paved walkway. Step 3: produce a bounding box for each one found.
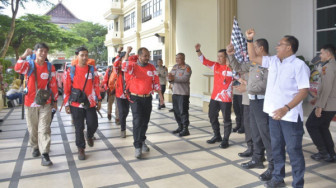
[0,100,335,188]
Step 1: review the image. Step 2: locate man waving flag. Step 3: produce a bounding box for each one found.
[231,17,249,63]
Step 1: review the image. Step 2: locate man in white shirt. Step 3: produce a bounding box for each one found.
[246,29,310,188]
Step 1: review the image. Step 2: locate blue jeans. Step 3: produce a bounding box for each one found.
[269,116,305,188]
[7,93,23,104]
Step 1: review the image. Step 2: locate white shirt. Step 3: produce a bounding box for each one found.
[262,55,310,122]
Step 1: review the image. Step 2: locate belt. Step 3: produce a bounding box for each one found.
[130,93,151,98]
[248,94,265,100]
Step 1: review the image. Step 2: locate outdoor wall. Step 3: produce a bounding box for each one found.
[237,0,314,60]
[175,0,218,106]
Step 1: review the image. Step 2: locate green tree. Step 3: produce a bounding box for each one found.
[69,22,107,63]
[0,0,51,58]
[9,14,85,60]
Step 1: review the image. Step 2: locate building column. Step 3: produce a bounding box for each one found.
[217,0,237,49]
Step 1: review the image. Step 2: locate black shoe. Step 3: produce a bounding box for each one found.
[161,104,166,108]
[87,137,94,147]
[179,128,190,137]
[237,128,245,134]
[324,154,335,162]
[78,148,85,160]
[107,114,111,121]
[41,153,53,166]
[32,148,41,157]
[219,141,229,149]
[158,105,161,110]
[206,135,222,144]
[311,152,331,161]
[241,160,264,169]
[232,126,240,132]
[259,168,273,181]
[172,126,183,134]
[238,149,253,157]
[264,179,286,188]
[169,109,174,112]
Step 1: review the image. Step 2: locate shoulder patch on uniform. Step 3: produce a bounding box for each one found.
[322,66,327,75]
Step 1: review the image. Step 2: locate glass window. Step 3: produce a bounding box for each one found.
[131,12,135,28]
[142,2,152,23]
[153,0,162,18]
[124,14,130,31]
[317,0,336,8]
[317,7,336,30]
[317,30,336,50]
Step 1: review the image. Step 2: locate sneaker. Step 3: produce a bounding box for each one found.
[120,130,126,138]
[41,153,53,166]
[142,142,150,152]
[107,114,112,121]
[78,148,85,160]
[135,148,142,159]
[32,148,41,157]
[264,179,286,188]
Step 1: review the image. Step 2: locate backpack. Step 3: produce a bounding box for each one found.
[70,65,95,84]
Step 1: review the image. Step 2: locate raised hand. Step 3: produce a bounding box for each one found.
[195,43,201,51]
[22,48,33,59]
[127,46,132,53]
[245,29,255,40]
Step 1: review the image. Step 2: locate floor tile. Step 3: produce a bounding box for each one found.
[74,150,119,168]
[146,174,207,188]
[78,164,133,187]
[0,162,16,180]
[21,155,69,176]
[173,150,224,169]
[129,158,184,179]
[156,140,200,155]
[18,172,73,188]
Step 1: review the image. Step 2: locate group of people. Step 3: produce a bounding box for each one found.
[13,27,336,188]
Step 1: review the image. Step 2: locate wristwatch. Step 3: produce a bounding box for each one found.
[246,39,253,43]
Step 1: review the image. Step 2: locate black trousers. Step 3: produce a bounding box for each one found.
[116,97,130,131]
[233,94,244,129]
[70,106,98,149]
[130,95,152,148]
[208,99,232,141]
[172,94,190,126]
[243,105,253,148]
[249,99,273,165]
[306,109,336,155]
[158,85,166,106]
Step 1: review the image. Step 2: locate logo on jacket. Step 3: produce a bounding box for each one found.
[40,73,49,79]
[86,73,93,79]
[147,71,154,76]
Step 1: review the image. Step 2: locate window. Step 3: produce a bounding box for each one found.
[153,0,162,17]
[124,14,130,31]
[315,1,336,52]
[153,50,162,62]
[131,12,135,28]
[142,2,152,23]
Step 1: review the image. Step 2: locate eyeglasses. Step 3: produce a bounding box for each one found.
[277,43,290,47]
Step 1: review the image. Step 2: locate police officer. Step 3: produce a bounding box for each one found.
[169,53,192,137]
[63,47,102,160]
[195,44,232,148]
[227,39,273,182]
[122,46,164,159]
[306,44,336,162]
[156,59,168,109]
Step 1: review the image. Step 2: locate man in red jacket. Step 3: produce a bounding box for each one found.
[14,43,58,166]
[195,43,233,149]
[122,46,164,159]
[63,47,102,160]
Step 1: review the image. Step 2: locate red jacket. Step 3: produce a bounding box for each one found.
[14,58,58,107]
[202,56,233,102]
[63,65,101,108]
[122,56,161,95]
[111,58,131,99]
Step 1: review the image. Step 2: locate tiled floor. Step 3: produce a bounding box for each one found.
[0,100,336,188]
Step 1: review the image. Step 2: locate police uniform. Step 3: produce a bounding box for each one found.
[156,65,168,109]
[198,55,232,147]
[229,54,273,181]
[169,63,192,136]
[306,58,336,162]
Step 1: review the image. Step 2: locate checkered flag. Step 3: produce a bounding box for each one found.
[231,17,249,63]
